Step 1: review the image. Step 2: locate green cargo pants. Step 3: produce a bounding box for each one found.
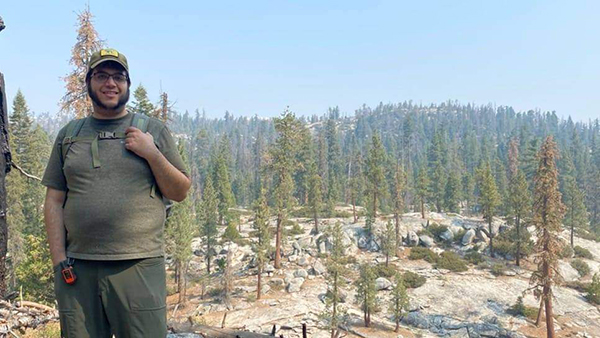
[53,256,167,338]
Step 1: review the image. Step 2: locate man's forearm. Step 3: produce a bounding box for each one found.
[146,148,190,202]
[44,196,67,266]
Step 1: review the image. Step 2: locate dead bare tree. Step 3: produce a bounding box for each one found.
[0,17,12,297]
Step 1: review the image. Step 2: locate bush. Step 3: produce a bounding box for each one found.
[435,251,468,272]
[408,247,438,263]
[465,251,484,265]
[574,246,594,259]
[454,229,467,244]
[559,244,574,259]
[288,221,305,235]
[428,223,448,242]
[571,259,591,277]
[491,263,506,276]
[507,296,537,320]
[586,273,600,305]
[400,271,426,289]
[373,263,397,278]
[494,227,534,259]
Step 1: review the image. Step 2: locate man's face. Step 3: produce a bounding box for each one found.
[88,63,130,112]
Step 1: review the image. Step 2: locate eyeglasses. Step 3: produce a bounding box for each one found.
[91,72,128,84]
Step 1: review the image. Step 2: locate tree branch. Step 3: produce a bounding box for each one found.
[11,163,41,181]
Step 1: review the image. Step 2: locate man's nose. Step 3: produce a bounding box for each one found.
[105,76,118,86]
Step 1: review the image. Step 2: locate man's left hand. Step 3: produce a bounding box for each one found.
[125,127,159,160]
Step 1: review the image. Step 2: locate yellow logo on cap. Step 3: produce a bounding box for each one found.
[100,49,119,57]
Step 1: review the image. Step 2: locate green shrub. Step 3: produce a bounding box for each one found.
[288,221,305,235]
[493,227,534,259]
[428,223,448,242]
[400,271,426,289]
[571,259,591,277]
[373,263,397,278]
[576,228,600,242]
[207,286,225,298]
[409,247,438,263]
[586,273,600,305]
[454,229,467,244]
[491,263,506,276]
[574,246,594,259]
[507,296,537,320]
[435,251,468,272]
[465,251,484,265]
[559,244,574,259]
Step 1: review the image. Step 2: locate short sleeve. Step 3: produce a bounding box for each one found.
[41,129,68,191]
[156,126,189,177]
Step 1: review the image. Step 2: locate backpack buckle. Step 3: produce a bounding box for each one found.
[98,131,117,139]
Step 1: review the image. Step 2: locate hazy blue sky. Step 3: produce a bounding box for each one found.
[1,0,599,121]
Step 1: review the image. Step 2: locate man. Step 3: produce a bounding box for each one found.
[42,48,191,337]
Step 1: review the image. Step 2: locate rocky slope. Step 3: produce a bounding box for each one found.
[168,209,599,338]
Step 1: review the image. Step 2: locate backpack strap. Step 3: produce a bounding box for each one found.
[131,113,149,133]
[60,118,87,165]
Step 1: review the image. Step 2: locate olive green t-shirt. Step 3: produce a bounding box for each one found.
[42,113,188,260]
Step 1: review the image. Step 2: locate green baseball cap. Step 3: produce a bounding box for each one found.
[87,48,129,75]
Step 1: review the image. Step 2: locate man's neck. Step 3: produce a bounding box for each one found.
[92,107,128,120]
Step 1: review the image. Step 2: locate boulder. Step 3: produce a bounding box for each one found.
[420,235,434,248]
[375,277,393,290]
[407,231,420,246]
[286,277,305,293]
[402,311,430,329]
[357,236,369,249]
[440,229,454,242]
[462,229,476,245]
[297,255,310,267]
[312,260,327,275]
[269,278,284,286]
[294,269,309,278]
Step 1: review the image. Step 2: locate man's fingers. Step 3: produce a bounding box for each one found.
[125,126,140,134]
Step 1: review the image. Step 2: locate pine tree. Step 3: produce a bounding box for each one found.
[478,162,501,257]
[325,118,342,214]
[252,187,271,300]
[562,155,588,248]
[428,130,448,212]
[198,176,218,274]
[270,109,303,268]
[213,135,235,225]
[60,5,104,118]
[129,84,155,117]
[391,164,406,251]
[307,161,323,234]
[380,220,396,267]
[389,273,409,333]
[444,171,461,213]
[365,133,387,235]
[463,172,476,216]
[508,137,531,266]
[355,263,377,327]
[529,136,565,338]
[165,141,195,304]
[320,222,348,337]
[415,164,431,219]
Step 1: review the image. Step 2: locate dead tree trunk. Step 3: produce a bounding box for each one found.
[0,58,12,298]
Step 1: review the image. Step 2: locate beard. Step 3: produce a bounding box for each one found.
[89,87,130,112]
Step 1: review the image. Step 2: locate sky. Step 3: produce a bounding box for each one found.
[1,0,599,121]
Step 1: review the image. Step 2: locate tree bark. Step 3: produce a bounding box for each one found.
[535,296,544,326]
[274,214,282,269]
[257,264,262,300]
[420,198,425,219]
[516,215,521,267]
[0,71,11,298]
